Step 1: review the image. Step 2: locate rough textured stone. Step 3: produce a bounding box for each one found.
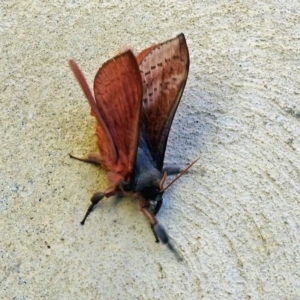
[1,1,299,299]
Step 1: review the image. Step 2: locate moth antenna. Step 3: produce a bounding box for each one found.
[159,172,167,192]
[161,157,200,192]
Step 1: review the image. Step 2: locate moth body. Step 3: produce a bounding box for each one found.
[69,33,191,260]
[131,136,164,215]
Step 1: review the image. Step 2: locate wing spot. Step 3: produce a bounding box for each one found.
[151,66,156,70]
[143,99,147,103]
[145,71,151,76]
[157,63,163,67]
[148,93,153,97]
[159,82,166,87]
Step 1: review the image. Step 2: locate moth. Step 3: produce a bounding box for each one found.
[69,34,197,258]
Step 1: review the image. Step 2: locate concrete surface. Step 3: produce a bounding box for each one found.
[1,0,300,299]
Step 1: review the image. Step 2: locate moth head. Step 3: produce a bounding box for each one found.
[135,169,163,201]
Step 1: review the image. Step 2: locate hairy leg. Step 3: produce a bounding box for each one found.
[139,199,183,261]
[153,198,163,215]
[81,187,116,225]
[69,153,102,166]
[162,165,182,176]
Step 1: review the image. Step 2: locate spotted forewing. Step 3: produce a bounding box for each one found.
[138,34,189,170]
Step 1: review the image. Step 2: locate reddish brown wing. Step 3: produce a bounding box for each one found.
[136,45,156,65]
[137,34,190,171]
[69,51,142,181]
[93,51,143,180]
[69,59,117,168]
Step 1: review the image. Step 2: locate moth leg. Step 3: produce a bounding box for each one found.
[153,222,183,261]
[69,153,102,166]
[163,166,182,176]
[81,187,115,225]
[153,198,163,216]
[140,205,164,243]
[140,205,183,261]
[151,224,160,243]
[119,180,133,192]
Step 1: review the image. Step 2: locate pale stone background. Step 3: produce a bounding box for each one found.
[1,0,299,299]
